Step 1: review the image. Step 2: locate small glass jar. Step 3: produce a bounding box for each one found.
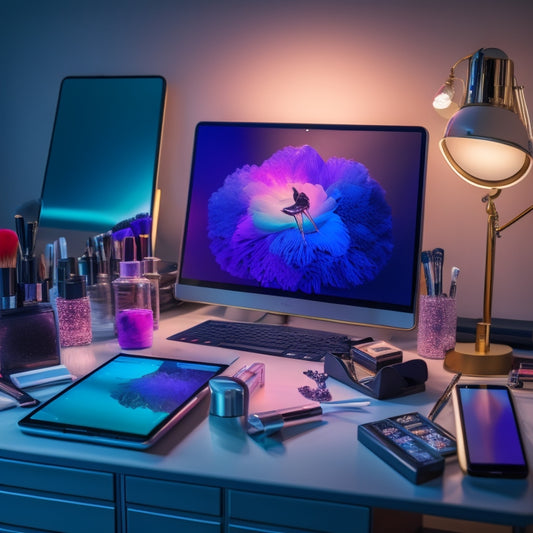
[113,261,153,349]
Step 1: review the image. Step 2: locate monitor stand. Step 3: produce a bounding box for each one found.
[212,306,289,325]
[209,306,390,342]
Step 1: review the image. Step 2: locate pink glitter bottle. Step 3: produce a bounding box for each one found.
[56,275,92,347]
[113,261,153,349]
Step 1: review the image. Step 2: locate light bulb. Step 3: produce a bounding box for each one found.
[433,81,455,110]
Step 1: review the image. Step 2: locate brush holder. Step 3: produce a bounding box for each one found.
[417,295,457,359]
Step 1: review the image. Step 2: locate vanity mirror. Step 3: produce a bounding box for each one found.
[36,75,166,258]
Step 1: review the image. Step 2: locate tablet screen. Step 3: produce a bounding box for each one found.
[19,354,228,448]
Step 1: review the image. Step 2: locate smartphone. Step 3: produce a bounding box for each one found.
[452,384,529,478]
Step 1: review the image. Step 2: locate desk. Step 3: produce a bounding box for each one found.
[0,303,532,533]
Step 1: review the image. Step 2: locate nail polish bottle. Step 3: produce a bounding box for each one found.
[56,274,92,347]
[112,260,153,349]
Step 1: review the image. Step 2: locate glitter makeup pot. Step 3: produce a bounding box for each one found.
[56,275,92,347]
[417,295,457,359]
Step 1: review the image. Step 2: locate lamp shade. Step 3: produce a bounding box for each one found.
[440,104,532,188]
[439,48,532,189]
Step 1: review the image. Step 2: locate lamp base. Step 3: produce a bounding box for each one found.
[444,342,513,376]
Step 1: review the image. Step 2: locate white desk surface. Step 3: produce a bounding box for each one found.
[2,302,533,528]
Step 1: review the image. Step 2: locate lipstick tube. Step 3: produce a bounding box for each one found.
[247,403,323,436]
[246,398,370,436]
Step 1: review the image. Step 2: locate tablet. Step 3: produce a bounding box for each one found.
[18,353,228,449]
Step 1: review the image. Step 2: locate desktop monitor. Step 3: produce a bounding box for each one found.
[175,122,427,330]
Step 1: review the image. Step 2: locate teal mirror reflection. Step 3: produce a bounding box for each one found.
[37,76,166,257]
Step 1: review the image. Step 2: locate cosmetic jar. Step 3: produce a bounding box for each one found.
[209,362,265,417]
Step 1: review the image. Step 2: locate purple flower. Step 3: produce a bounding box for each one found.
[208,145,392,293]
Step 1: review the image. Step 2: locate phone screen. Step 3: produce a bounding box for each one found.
[455,384,528,477]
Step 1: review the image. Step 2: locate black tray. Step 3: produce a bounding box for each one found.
[324,353,427,400]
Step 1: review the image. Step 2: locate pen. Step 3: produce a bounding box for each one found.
[428,372,461,421]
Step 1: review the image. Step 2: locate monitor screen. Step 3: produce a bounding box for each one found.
[175,122,427,330]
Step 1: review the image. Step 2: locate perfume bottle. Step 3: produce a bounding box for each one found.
[113,261,153,349]
[56,274,92,347]
[143,257,160,330]
[79,254,115,341]
[87,272,115,340]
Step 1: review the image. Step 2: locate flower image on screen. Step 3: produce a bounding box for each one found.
[208,145,393,293]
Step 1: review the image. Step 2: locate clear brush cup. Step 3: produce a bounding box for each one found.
[417,295,457,359]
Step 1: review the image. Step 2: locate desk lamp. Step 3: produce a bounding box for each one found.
[433,48,533,375]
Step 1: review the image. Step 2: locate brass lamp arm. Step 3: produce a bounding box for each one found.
[496,203,533,235]
[476,190,533,356]
[450,54,473,78]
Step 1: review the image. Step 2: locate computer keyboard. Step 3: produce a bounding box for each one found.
[167,319,358,361]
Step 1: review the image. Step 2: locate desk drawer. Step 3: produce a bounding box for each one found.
[0,488,115,533]
[126,475,222,516]
[127,507,221,533]
[0,457,114,500]
[229,490,370,533]
[0,458,115,533]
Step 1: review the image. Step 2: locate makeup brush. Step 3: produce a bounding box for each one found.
[130,214,152,260]
[14,215,26,257]
[0,229,20,309]
[0,229,19,268]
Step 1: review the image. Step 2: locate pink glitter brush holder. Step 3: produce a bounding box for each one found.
[417,295,457,359]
